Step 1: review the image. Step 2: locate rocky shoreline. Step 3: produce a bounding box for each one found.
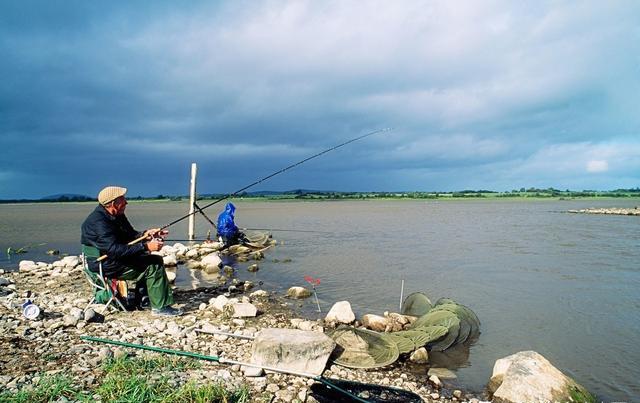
[0,246,486,403]
[568,206,640,216]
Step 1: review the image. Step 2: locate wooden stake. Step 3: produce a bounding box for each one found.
[188,163,197,241]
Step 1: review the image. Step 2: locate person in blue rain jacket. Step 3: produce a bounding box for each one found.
[216,202,246,247]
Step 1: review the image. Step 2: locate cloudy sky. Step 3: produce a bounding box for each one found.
[1,1,639,199]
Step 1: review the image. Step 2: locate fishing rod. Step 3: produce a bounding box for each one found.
[166,127,392,228]
[97,128,390,261]
[193,201,217,227]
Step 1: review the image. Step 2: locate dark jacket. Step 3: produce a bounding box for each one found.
[81,205,146,276]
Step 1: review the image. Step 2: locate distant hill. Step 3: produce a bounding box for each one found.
[40,193,94,201]
[249,189,338,195]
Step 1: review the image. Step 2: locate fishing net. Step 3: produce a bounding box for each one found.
[430,304,472,344]
[221,231,275,260]
[411,310,461,351]
[243,231,274,248]
[432,299,481,340]
[380,333,415,354]
[401,292,432,317]
[391,326,448,349]
[429,320,460,351]
[328,327,399,369]
[310,378,424,403]
[412,309,457,329]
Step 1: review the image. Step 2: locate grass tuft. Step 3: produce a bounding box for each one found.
[0,374,86,403]
[0,356,250,403]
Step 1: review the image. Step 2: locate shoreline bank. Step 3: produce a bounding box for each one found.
[0,249,486,402]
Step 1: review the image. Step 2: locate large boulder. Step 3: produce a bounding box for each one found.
[488,351,595,403]
[251,328,335,376]
[324,301,355,325]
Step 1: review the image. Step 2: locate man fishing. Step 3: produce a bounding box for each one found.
[216,202,247,247]
[81,186,182,316]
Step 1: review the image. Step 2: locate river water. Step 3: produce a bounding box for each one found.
[0,199,638,401]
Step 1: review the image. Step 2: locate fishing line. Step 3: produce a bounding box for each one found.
[163,127,391,229]
[97,128,391,260]
[193,201,216,227]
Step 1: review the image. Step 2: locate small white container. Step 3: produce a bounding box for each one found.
[22,300,41,320]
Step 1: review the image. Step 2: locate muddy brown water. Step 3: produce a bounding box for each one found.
[1,199,639,401]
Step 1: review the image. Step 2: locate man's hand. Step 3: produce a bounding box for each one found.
[146,238,164,252]
[143,228,168,239]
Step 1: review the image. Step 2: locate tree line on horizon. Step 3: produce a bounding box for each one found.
[0,187,638,204]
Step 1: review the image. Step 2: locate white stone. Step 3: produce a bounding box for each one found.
[185,249,200,259]
[251,328,335,376]
[201,253,222,268]
[250,290,269,298]
[428,367,457,379]
[298,321,321,332]
[52,260,66,268]
[242,365,264,377]
[232,319,246,327]
[287,286,311,299]
[361,314,388,332]
[160,245,176,255]
[211,295,229,311]
[163,255,177,266]
[153,320,166,332]
[172,243,188,253]
[488,350,593,403]
[229,303,257,318]
[409,347,429,364]
[184,261,202,270]
[62,256,80,267]
[324,301,355,324]
[429,375,442,388]
[165,270,176,283]
[19,260,36,272]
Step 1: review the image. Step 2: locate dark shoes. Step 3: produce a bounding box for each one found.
[152,306,183,316]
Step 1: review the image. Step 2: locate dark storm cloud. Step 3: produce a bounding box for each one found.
[1,1,639,198]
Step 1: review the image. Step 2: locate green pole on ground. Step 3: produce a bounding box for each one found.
[80,335,221,362]
[80,335,371,403]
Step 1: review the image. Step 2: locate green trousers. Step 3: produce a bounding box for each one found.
[118,260,174,309]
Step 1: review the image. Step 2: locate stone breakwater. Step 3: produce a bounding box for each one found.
[0,246,483,403]
[568,207,640,216]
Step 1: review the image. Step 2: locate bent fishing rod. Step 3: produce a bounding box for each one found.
[97,128,391,261]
